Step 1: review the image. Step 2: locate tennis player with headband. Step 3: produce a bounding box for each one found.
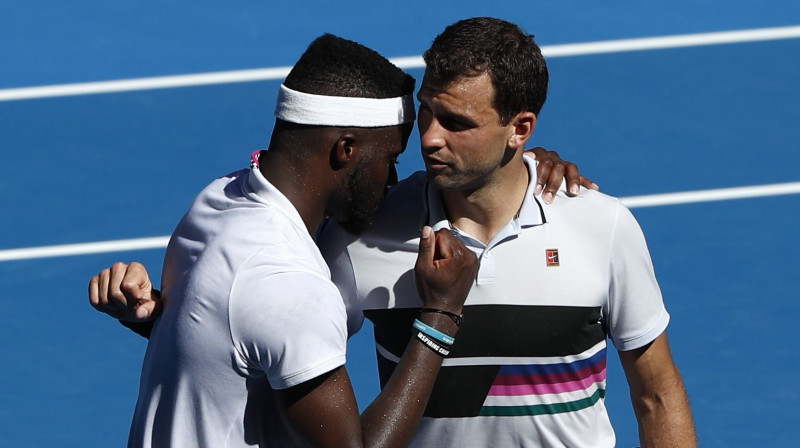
[90,27,597,448]
[91,33,482,448]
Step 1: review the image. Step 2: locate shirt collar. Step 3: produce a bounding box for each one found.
[421,154,548,232]
[246,164,309,234]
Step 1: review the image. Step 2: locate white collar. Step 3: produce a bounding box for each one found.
[421,154,548,235]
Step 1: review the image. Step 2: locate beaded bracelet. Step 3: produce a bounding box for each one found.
[419,307,464,327]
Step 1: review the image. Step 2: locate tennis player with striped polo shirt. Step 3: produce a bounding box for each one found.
[318,18,697,447]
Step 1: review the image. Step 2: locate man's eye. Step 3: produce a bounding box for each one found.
[442,119,470,132]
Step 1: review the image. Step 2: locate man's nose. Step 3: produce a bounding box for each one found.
[419,117,445,152]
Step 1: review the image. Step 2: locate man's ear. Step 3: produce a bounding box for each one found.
[508,112,537,150]
[331,132,361,170]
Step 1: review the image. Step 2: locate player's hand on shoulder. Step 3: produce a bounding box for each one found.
[88,261,162,322]
[414,226,478,313]
[526,146,599,204]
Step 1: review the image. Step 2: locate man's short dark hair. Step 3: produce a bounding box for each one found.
[423,17,548,124]
[285,33,415,99]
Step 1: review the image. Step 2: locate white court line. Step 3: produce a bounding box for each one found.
[1,25,799,102]
[0,236,170,262]
[619,181,800,208]
[1,182,799,262]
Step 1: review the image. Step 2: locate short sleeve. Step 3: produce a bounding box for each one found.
[229,267,348,390]
[606,202,670,351]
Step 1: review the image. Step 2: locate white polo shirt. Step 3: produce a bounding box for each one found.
[130,167,348,447]
[319,155,669,448]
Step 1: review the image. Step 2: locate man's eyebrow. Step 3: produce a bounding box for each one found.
[438,107,477,125]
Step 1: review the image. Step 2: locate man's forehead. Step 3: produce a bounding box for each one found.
[363,123,412,148]
[421,67,492,84]
[419,72,493,98]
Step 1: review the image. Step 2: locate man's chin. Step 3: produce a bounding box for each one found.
[427,172,483,192]
[427,176,457,191]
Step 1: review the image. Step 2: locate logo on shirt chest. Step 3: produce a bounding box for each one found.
[546,248,560,267]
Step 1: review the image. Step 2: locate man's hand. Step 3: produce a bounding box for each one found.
[414,226,478,313]
[280,227,478,448]
[527,147,599,204]
[88,261,162,322]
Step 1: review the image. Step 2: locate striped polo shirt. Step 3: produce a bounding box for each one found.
[319,155,669,447]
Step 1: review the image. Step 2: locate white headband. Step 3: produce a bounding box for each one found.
[274,84,416,127]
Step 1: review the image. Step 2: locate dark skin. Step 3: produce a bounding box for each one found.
[90,123,479,448]
[528,146,598,202]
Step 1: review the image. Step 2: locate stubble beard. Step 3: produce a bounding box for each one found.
[338,162,383,235]
[427,167,490,193]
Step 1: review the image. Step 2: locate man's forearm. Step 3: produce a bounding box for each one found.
[620,334,697,447]
[632,366,697,447]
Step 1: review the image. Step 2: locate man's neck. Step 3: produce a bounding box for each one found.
[441,158,530,245]
[259,150,327,236]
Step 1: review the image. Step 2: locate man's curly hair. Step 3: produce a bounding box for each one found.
[285,34,415,100]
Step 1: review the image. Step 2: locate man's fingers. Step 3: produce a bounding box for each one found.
[562,162,582,197]
[534,157,551,196]
[531,147,556,196]
[528,146,598,200]
[121,261,152,302]
[98,268,112,308]
[89,267,124,318]
[432,229,459,266]
[88,274,101,308]
[581,176,600,191]
[528,146,549,162]
[109,262,130,307]
[542,161,566,204]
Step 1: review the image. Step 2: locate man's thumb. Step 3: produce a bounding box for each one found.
[135,298,161,321]
[417,226,435,261]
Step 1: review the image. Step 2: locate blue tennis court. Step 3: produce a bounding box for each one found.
[2,2,799,446]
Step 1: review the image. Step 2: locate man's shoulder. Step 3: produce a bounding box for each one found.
[546,187,624,217]
[368,170,428,237]
[540,188,653,255]
[376,170,427,215]
[385,170,428,201]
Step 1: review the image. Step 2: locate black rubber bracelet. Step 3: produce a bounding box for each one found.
[419,307,464,327]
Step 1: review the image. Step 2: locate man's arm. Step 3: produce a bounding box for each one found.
[88,228,478,447]
[280,310,459,447]
[619,332,697,447]
[279,226,476,447]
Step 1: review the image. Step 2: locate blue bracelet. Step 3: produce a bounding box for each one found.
[413,319,455,346]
